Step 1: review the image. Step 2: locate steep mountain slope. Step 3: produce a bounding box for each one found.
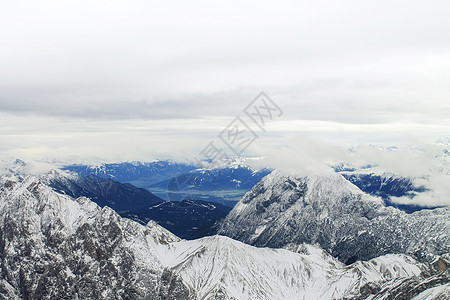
[0,178,448,299]
[218,171,450,264]
[159,236,449,300]
[41,169,164,212]
[0,177,188,299]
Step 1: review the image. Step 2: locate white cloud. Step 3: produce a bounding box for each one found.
[1,0,450,122]
[0,0,449,195]
[246,134,347,176]
[390,174,450,208]
[245,134,450,206]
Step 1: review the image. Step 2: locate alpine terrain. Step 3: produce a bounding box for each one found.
[218,171,450,264]
[0,176,449,299]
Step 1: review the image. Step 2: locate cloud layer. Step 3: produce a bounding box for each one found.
[1,0,449,198]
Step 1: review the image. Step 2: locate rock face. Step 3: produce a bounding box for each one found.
[0,177,448,300]
[158,236,449,300]
[218,171,450,264]
[0,177,189,300]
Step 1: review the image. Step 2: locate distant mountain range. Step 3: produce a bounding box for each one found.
[61,159,446,212]
[339,171,432,213]
[63,160,271,206]
[62,160,197,189]
[42,169,164,212]
[149,166,271,206]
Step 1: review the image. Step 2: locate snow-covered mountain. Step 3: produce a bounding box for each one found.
[0,159,57,183]
[218,171,450,264]
[0,177,188,299]
[162,235,446,300]
[159,236,448,300]
[0,178,448,299]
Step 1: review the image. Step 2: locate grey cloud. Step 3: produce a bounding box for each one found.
[1,1,450,125]
[0,0,449,175]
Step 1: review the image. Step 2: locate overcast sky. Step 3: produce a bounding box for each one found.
[1,0,450,163]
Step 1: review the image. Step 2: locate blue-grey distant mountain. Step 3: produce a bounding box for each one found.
[62,160,197,188]
[150,166,272,206]
[42,169,164,212]
[333,164,436,213]
[63,160,271,206]
[340,172,431,213]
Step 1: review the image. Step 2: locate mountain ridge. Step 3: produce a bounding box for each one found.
[218,171,450,264]
[0,178,448,299]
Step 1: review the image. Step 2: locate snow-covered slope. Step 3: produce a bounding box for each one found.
[0,159,57,183]
[159,236,448,300]
[218,171,450,263]
[412,282,450,300]
[0,177,187,299]
[0,178,448,299]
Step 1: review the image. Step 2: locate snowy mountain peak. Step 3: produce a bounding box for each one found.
[159,234,444,300]
[219,170,450,263]
[0,178,189,299]
[0,178,448,299]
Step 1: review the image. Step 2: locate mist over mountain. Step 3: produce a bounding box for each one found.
[0,144,449,298]
[2,0,450,298]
